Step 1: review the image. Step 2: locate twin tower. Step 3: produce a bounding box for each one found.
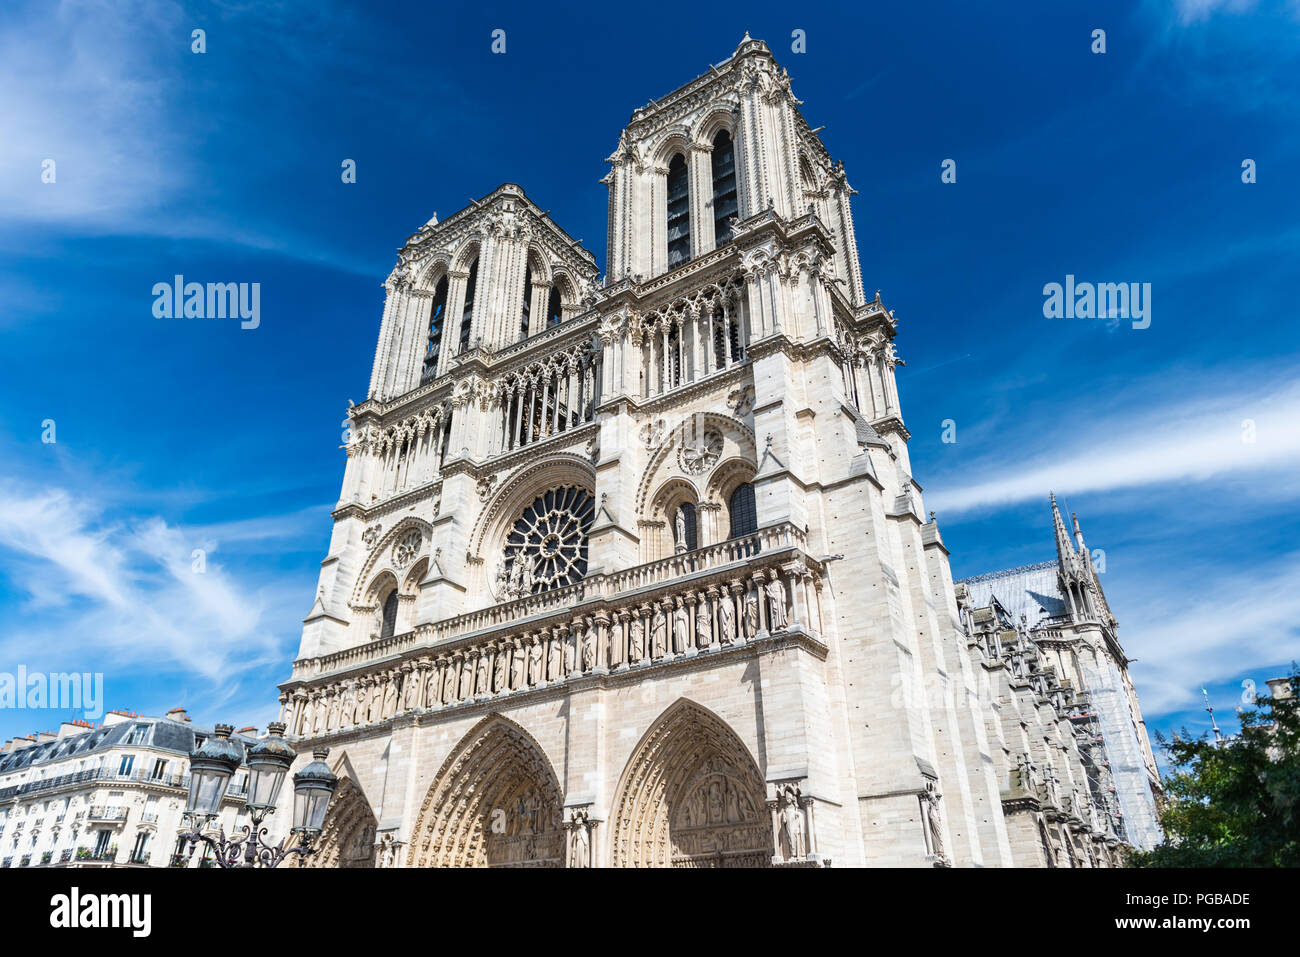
[276,36,1142,868]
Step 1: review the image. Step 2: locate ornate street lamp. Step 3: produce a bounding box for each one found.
[180,722,337,868]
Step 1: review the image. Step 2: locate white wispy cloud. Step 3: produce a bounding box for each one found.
[0,478,314,684]
[1122,554,1300,716]
[927,373,1300,515]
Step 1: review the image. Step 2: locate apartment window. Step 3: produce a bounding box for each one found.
[130,830,150,863]
[93,830,111,857]
[125,724,149,746]
[149,759,168,781]
[117,755,134,777]
[666,153,691,268]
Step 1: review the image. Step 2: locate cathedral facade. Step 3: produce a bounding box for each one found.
[276,36,1156,867]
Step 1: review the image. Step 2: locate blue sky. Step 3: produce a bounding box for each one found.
[1,0,1297,759]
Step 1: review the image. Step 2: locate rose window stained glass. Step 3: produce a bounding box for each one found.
[503,486,595,596]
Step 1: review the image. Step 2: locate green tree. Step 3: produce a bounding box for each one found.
[1131,673,1299,867]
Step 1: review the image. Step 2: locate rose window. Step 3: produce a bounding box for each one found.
[393,528,422,569]
[500,485,594,597]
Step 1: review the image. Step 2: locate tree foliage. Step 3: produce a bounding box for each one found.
[1131,673,1299,867]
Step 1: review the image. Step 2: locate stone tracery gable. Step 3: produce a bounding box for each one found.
[611,699,772,868]
[310,772,378,868]
[408,715,565,868]
[634,411,755,518]
[348,516,435,606]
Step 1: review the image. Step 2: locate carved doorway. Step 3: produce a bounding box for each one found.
[409,715,565,867]
[612,699,772,867]
[311,774,378,868]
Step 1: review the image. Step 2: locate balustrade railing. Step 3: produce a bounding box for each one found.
[291,523,807,684]
[284,527,825,738]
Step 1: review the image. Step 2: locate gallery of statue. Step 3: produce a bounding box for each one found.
[275,36,1161,868]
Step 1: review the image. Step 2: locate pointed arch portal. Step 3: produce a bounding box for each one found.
[409,715,565,867]
[611,700,772,867]
[311,774,378,868]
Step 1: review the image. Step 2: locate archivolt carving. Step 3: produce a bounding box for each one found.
[409,715,565,867]
[611,699,771,868]
[311,772,378,868]
[349,517,436,605]
[468,453,596,558]
[633,411,755,517]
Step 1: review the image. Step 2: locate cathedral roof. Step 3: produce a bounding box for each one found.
[959,561,1067,630]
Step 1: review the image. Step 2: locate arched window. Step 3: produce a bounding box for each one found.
[666,153,691,269]
[711,130,738,246]
[520,267,532,340]
[547,286,563,326]
[423,276,448,380]
[380,590,399,640]
[672,502,698,552]
[728,482,757,539]
[459,258,478,353]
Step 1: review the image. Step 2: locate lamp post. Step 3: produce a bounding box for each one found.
[179,722,337,868]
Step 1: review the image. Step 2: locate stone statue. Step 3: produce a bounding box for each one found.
[778,787,805,860]
[695,595,712,647]
[766,574,788,630]
[475,652,490,695]
[672,597,689,654]
[651,605,668,659]
[562,630,576,675]
[546,633,561,681]
[581,619,598,672]
[351,684,367,725]
[442,662,456,704]
[510,642,524,689]
[674,505,688,552]
[458,658,473,699]
[506,556,523,599]
[367,681,384,723]
[570,822,590,868]
[403,670,419,710]
[382,673,399,717]
[718,592,737,644]
[519,556,535,596]
[527,639,543,685]
[493,646,507,692]
[629,615,645,663]
[744,591,760,638]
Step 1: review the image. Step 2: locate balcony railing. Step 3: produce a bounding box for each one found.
[86,806,129,823]
[290,522,808,685]
[0,766,192,802]
[76,845,117,862]
[59,848,72,863]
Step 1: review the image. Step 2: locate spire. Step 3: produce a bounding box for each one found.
[1051,493,1076,568]
[1202,688,1223,745]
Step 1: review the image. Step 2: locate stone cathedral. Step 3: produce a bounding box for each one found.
[276,35,1160,868]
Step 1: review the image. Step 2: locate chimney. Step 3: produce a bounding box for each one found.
[1266,677,1295,701]
[236,725,258,738]
[165,708,190,722]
